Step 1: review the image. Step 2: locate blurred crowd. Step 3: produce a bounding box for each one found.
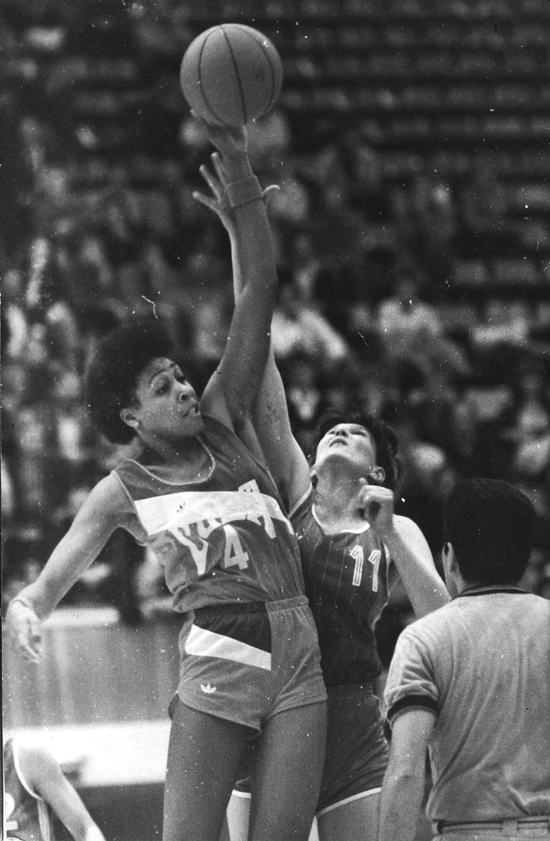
[2,0,550,631]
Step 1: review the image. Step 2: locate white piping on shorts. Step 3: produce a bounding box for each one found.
[230,786,382,817]
[316,786,382,818]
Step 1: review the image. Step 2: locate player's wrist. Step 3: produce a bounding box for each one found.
[9,594,38,614]
[223,154,254,182]
[226,174,263,209]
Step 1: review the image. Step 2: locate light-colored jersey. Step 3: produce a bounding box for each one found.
[291,486,393,686]
[113,415,305,612]
[385,586,550,822]
[4,739,55,841]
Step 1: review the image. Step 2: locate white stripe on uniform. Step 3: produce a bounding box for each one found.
[185,624,272,670]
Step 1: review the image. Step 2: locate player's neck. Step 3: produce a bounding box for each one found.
[140,435,212,477]
[313,477,367,533]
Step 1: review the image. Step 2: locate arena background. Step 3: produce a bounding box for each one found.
[2,0,550,839]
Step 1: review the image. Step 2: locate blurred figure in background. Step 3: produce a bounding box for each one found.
[377,267,471,388]
[4,734,106,841]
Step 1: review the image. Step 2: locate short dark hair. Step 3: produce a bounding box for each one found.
[312,409,403,491]
[444,478,536,585]
[85,317,174,444]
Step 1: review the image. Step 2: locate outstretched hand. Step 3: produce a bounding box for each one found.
[193,152,234,232]
[357,479,395,535]
[6,600,42,664]
[193,152,279,233]
[192,113,248,158]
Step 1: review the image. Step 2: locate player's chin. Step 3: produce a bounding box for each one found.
[185,412,205,435]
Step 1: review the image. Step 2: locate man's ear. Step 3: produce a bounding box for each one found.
[120,407,139,430]
[442,541,459,580]
[368,466,386,485]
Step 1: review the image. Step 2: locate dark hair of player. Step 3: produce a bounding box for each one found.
[444,477,536,585]
[85,317,175,444]
[312,409,403,491]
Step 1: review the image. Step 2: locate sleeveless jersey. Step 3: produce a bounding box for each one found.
[4,739,55,841]
[113,415,305,613]
[291,487,392,686]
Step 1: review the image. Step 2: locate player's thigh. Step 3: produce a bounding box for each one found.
[163,700,252,841]
[250,701,327,841]
[220,795,321,841]
[317,789,380,841]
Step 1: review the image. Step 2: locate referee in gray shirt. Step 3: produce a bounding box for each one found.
[380,477,550,841]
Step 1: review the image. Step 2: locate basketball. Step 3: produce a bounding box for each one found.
[180,24,283,127]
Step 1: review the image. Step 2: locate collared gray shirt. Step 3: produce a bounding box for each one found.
[385,586,550,822]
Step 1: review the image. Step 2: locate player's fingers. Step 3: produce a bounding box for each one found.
[262,184,280,207]
[198,164,222,197]
[14,627,41,663]
[20,639,41,662]
[21,644,41,664]
[367,500,382,518]
[31,622,42,648]
[192,191,218,212]
[211,152,227,184]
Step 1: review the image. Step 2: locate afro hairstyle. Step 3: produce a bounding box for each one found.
[85,317,175,444]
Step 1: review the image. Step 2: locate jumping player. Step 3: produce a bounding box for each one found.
[6,120,327,841]
[4,735,106,841]
[194,154,450,841]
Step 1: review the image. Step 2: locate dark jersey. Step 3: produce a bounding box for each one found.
[291,487,393,686]
[113,415,305,612]
[4,739,55,841]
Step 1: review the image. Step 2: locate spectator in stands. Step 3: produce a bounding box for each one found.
[407,368,478,472]
[498,357,550,517]
[343,132,394,229]
[271,277,350,372]
[406,170,458,286]
[470,299,531,383]
[51,365,97,484]
[290,232,325,301]
[99,187,140,268]
[457,153,519,259]
[245,109,292,172]
[262,158,311,256]
[377,266,471,387]
[308,177,369,331]
[283,352,323,454]
[3,268,30,361]
[395,425,456,558]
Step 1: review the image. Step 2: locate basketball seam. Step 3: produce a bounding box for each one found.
[197,30,225,125]
[239,27,279,118]
[220,24,247,125]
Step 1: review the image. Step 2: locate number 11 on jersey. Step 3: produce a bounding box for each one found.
[350,546,381,592]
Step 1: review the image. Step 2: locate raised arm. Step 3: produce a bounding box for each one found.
[6,475,126,662]
[194,152,310,509]
[196,122,282,441]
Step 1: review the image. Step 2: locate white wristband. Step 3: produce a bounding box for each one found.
[226,175,263,209]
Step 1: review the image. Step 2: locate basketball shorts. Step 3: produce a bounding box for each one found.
[171,596,326,732]
[233,682,388,815]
